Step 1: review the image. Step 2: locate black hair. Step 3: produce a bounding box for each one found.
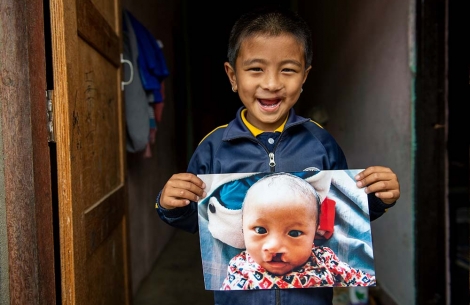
[227,6,313,69]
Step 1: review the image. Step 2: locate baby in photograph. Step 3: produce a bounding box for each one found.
[221,172,376,290]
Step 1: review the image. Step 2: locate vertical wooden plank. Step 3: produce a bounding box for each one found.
[415,0,448,304]
[49,0,77,303]
[0,0,39,304]
[28,0,57,303]
[0,0,52,304]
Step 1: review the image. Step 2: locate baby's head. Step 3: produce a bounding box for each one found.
[242,173,320,275]
[226,6,313,69]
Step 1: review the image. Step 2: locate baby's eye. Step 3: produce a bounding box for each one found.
[288,230,303,237]
[254,227,267,234]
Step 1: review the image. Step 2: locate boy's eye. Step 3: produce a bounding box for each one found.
[254,227,267,234]
[248,67,263,72]
[282,68,295,72]
[288,230,303,237]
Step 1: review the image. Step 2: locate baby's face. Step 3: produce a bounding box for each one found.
[242,181,318,275]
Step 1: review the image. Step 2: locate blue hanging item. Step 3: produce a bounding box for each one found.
[126,10,169,103]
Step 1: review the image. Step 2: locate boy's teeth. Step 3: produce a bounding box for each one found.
[263,103,279,108]
[260,99,280,107]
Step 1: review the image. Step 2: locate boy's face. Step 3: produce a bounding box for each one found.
[242,181,318,275]
[225,34,311,132]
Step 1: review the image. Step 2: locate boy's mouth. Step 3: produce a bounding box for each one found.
[258,99,281,108]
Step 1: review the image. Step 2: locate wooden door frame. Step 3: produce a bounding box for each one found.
[415,0,448,304]
[0,0,56,304]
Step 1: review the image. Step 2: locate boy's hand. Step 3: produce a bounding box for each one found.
[355,166,400,205]
[159,173,207,209]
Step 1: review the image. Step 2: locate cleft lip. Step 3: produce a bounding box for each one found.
[270,253,284,262]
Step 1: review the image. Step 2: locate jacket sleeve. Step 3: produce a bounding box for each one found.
[154,143,211,233]
[368,194,396,221]
[155,190,199,233]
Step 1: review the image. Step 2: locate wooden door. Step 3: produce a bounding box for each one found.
[49,0,130,304]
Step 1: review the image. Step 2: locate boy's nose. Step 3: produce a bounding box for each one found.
[261,72,283,91]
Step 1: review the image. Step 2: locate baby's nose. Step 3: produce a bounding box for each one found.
[263,236,286,253]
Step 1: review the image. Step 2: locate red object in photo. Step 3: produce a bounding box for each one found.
[315,197,336,239]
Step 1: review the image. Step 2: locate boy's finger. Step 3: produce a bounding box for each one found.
[355,166,392,180]
[364,180,396,194]
[375,190,400,204]
[356,172,397,189]
[171,173,206,188]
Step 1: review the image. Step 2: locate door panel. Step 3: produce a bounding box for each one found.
[90,0,118,29]
[49,0,129,303]
[77,0,120,66]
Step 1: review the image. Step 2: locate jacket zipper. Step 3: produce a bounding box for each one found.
[263,133,284,172]
[269,130,286,173]
[251,138,276,172]
[269,152,276,172]
[246,125,295,172]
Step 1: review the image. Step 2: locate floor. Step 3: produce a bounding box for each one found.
[132,229,213,305]
[133,229,384,305]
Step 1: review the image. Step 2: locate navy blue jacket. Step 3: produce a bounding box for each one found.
[156,106,390,305]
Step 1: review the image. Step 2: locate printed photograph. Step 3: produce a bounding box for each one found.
[197,170,376,290]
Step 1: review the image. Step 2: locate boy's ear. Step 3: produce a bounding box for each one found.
[302,65,312,84]
[224,62,237,89]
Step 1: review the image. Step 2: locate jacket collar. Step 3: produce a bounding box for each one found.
[222,106,310,141]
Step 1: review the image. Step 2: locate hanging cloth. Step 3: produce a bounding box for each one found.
[122,10,150,153]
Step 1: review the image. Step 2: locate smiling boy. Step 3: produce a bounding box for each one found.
[156,6,399,305]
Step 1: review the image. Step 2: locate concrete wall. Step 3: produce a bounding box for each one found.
[298,1,414,304]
